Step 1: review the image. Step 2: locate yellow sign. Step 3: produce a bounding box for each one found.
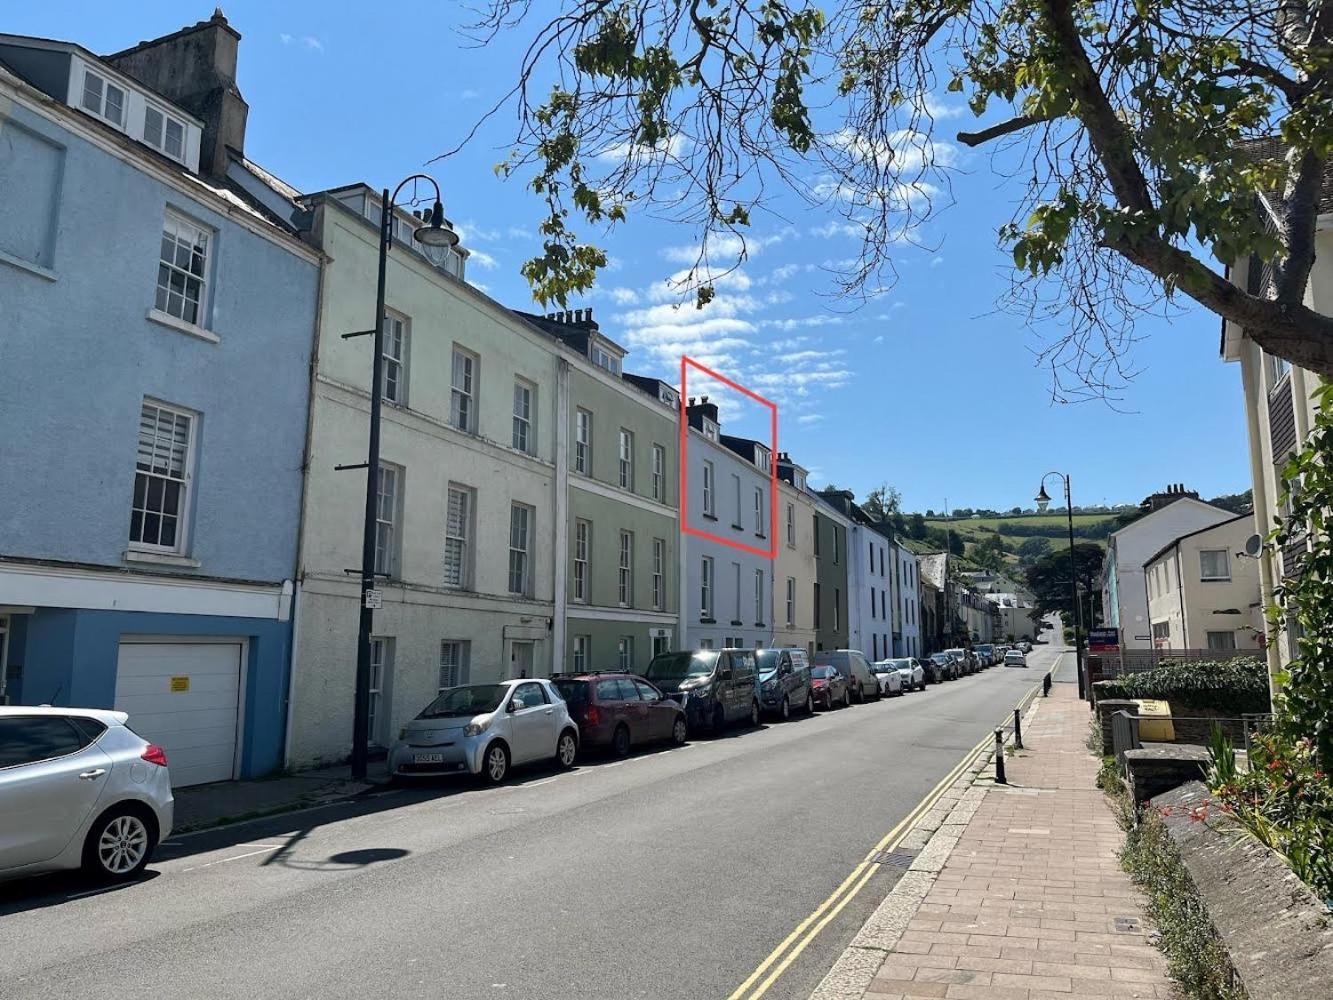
[170,676,190,693]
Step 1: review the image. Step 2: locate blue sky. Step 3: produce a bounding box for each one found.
[14,2,1252,514]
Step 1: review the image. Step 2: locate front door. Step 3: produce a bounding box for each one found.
[506,681,554,763]
[509,641,535,680]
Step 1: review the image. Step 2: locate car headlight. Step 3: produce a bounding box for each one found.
[762,681,777,693]
[463,718,492,738]
[690,686,711,702]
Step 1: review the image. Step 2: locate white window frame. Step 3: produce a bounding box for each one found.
[450,346,478,433]
[618,428,634,490]
[443,484,473,588]
[732,474,743,527]
[652,537,666,610]
[80,68,125,128]
[572,634,589,673]
[786,502,795,548]
[382,311,409,406]
[701,556,714,616]
[834,589,840,631]
[651,444,666,501]
[1268,352,1292,386]
[156,211,212,328]
[755,568,764,624]
[143,103,186,161]
[702,461,715,516]
[508,503,534,596]
[129,399,197,554]
[375,463,402,578]
[1199,549,1231,582]
[574,519,591,603]
[618,530,634,606]
[512,378,535,454]
[1206,630,1237,652]
[618,635,634,670]
[368,637,394,745]
[786,577,796,626]
[575,408,592,475]
[438,640,471,690]
[754,487,765,536]
[733,562,742,621]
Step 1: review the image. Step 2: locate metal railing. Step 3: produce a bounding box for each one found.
[1094,646,1255,681]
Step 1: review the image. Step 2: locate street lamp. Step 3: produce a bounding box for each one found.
[1035,473,1087,700]
[347,175,458,781]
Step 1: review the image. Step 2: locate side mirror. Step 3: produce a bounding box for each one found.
[508,698,526,712]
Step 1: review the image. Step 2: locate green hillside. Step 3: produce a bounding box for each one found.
[920,511,1124,570]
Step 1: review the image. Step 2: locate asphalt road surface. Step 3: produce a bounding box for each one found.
[1,640,1069,1000]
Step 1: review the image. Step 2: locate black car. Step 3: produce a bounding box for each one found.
[755,647,814,719]
[645,649,759,733]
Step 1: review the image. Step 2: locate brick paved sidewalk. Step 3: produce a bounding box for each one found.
[853,682,1176,999]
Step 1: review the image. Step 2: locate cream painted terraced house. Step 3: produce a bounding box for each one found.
[284,185,561,766]
[774,454,818,656]
[520,312,682,672]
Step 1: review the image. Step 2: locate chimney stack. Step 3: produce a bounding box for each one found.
[685,395,719,432]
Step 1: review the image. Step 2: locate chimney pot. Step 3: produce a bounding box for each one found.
[688,397,696,406]
[701,395,709,403]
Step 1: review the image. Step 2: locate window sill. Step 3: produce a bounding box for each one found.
[700,616,716,625]
[731,524,744,532]
[755,533,767,540]
[0,250,57,282]
[702,513,718,522]
[124,549,201,569]
[754,622,766,629]
[730,619,744,627]
[146,308,220,344]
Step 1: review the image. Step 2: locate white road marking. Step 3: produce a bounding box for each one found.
[525,777,559,787]
[178,846,282,873]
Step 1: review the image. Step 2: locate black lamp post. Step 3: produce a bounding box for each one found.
[346,175,457,781]
[1035,473,1086,700]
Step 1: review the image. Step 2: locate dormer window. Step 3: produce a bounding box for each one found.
[659,386,677,408]
[756,449,771,474]
[144,105,186,162]
[795,472,806,490]
[81,70,125,128]
[703,419,719,441]
[592,344,621,375]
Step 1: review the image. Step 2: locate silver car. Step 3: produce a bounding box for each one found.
[389,679,579,784]
[870,661,905,697]
[878,657,925,692]
[0,707,174,883]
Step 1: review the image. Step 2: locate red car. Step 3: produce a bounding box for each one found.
[809,665,851,710]
[551,673,688,757]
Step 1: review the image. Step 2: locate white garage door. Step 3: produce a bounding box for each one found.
[115,642,243,787]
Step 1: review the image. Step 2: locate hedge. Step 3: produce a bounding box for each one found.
[1093,658,1271,716]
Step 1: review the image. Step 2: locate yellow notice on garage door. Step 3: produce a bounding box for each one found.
[170,675,190,693]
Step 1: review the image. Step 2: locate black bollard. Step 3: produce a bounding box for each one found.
[1013,708,1024,749]
[994,729,1007,784]
[1042,672,1053,698]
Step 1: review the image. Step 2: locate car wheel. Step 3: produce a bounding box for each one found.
[612,724,632,758]
[780,696,791,721]
[83,806,155,882]
[805,692,815,715]
[712,703,726,735]
[556,729,579,768]
[750,701,761,727]
[670,715,688,745]
[843,689,852,708]
[481,741,510,784]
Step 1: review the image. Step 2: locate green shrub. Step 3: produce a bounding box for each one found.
[1093,658,1271,716]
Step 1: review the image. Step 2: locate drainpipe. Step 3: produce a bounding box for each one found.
[1240,337,1283,690]
[1174,545,1188,648]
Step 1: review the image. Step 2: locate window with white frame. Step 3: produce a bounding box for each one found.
[508,503,533,596]
[575,408,592,474]
[754,487,765,536]
[699,638,714,650]
[786,503,795,548]
[871,587,877,619]
[1152,621,1171,644]
[834,589,840,631]
[786,577,796,626]
[443,485,472,588]
[81,69,124,127]
[1206,630,1237,651]
[701,556,714,616]
[1269,353,1292,385]
[732,474,743,527]
[618,636,634,670]
[1199,549,1231,582]
[733,562,742,621]
[143,105,186,161]
[754,569,764,624]
[652,444,666,501]
[573,519,591,603]
[512,379,534,453]
[130,400,195,552]
[450,347,478,433]
[368,637,394,745]
[375,464,401,578]
[652,537,665,610]
[572,634,589,672]
[438,640,471,689]
[592,344,621,374]
[703,461,715,515]
[618,530,634,606]
[833,530,840,564]
[156,212,211,326]
[382,312,408,405]
[618,428,634,489]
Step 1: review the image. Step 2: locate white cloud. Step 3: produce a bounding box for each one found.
[778,348,845,364]
[646,267,753,303]
[608,287,640,305]
[922,94,965,120]
[597,135,691,162]
[279,33,324,51]
[505,225,535,241]
[810,220,867,239]
[660,228,792,265]
[459,88,482,101]
[765,289,795,305]
[796,413,825,425]
[930,256,945,268]
[768,315,845,332]
[456,220,503,244]
[467,248,499,270]
[872,334,885,344]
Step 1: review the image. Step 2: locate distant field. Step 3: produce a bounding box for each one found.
[922,511,1120,559]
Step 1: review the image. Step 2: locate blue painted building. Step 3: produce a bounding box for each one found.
[0,15,321,784]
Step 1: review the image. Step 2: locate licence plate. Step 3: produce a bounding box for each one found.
[414,753,445,764]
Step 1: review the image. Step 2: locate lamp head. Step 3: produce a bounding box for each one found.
[1034,485,1051,512]
[414,200,459,248]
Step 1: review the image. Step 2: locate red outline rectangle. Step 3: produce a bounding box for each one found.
[679,356,779,561]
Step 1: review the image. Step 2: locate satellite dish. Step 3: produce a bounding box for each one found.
[1244,534,1262,557]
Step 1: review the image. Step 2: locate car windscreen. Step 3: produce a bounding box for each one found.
[754,650,779,672]
[890,660,912,669]
[645,651,718,681]
[551,679,589,707]
[811,666,838,679]
[417,684,508,719]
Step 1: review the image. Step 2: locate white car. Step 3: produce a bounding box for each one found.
[877,658,924,692]
[1004,650,1028,668]
[0,707,174,884]
[870,662,905,697]
[389,679,579,784]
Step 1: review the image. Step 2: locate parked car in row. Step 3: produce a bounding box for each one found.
[813,649,882,703]
[389,679,580,784]
[945,648,977,675]
[645,648,759,733]
[870,661,904,697]
[975,644,994,668]
[877,658,925,692]
[809,665,851,709]
[0,707,174,884]
[927,653,958,682]
[755,648,814,719]
[550,673,688,757]
[1004,649,1028,668]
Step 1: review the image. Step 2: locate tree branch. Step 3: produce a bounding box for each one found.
[956,114,1049,147]
[1273,146,1326,304]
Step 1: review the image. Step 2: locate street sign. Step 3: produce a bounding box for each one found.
[363,589,383,610]
[1088,627,1120,653]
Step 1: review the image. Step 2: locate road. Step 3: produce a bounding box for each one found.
[1,642,1067,1000]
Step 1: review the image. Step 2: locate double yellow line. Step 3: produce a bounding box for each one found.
[727,677,1047,1000]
